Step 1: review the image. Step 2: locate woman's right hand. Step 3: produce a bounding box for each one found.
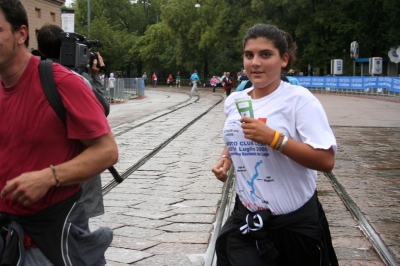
[211,158,232,182]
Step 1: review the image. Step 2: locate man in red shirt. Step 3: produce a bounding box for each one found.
[0,1,118,264]
[152,72,158,87]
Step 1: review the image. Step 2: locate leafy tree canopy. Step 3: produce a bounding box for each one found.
[65,0,399,77]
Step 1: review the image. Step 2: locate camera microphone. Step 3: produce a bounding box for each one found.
[86,40,103,48]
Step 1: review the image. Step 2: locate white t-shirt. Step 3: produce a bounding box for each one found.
[108,77,115,88]
[223,81,337,215]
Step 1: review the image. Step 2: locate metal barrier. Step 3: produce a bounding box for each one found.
[104,78,146,102]
[150,78,192,87]
[204,167,236,266]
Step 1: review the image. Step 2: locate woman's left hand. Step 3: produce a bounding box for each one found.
[211,158,231,182]
[240,116,274,145]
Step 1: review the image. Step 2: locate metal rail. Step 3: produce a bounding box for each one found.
[204,167,236,266]
[102,95,224,195]
[113,95,199,138]
[325,172,398,266]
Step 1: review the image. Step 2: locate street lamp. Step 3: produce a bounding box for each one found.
[343,49,346,75]
[87,0,90,37]
[195,0,200,7]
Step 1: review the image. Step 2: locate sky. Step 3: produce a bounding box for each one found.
[65,0,73,7]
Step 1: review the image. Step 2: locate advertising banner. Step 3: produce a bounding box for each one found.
[295,76,400,93]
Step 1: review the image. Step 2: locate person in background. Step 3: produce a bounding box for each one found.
[89,52,106,91]
[142,71,147,86]
[211,23,338,265]
[190,70,200,96]
[236,69,243,81]
[221,71,227,82]
[222,72,234,96]
[0,0,118,264]
[108,72,116,101]
[167,74,174,87]
[210,75,219,94]
[285,63,301,86]
[36,24,106,91]
[36,23,107,219]
[287,75,301,85]
[176,71,181,87]
[240,69,249,81]
[151,72,157,87]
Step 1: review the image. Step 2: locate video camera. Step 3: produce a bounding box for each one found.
[59,32,102,73]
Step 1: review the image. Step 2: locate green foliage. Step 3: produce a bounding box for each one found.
[70,0,399,77]
[89,17,135,74]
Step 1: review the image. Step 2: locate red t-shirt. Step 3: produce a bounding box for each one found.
[0,56,111,215]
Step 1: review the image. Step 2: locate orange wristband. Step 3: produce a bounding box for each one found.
[269,130,280,147]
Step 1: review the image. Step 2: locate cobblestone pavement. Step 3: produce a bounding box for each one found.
[92,86,399,265]
[316,93,400,265]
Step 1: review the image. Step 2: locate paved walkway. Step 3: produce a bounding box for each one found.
[94,87,400,265]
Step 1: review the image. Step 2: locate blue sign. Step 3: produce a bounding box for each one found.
[375,60,382,72]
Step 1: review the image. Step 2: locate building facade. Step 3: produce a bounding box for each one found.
[21,0,65,51]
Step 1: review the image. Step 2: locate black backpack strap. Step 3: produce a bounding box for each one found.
[32,49,47,61]
[39,60,122,184]
[39,60,67,124]
[244,80,253,90]
[109,166,123,183]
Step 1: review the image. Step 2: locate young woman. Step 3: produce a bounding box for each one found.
[210,75,219,93]
[212,23,338,266]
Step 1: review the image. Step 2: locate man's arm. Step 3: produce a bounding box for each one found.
[1,132,118,206]
[90,52,106,91]
[54,132,118,185]
[91,52,106,74]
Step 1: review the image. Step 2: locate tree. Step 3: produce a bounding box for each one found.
[69,0,400,77]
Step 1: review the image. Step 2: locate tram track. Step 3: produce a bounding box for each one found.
[102,94,224,196]
[325,171,398,266]
[112,96,200,138]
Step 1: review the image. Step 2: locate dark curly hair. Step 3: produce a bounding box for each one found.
[243,23,297,73]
